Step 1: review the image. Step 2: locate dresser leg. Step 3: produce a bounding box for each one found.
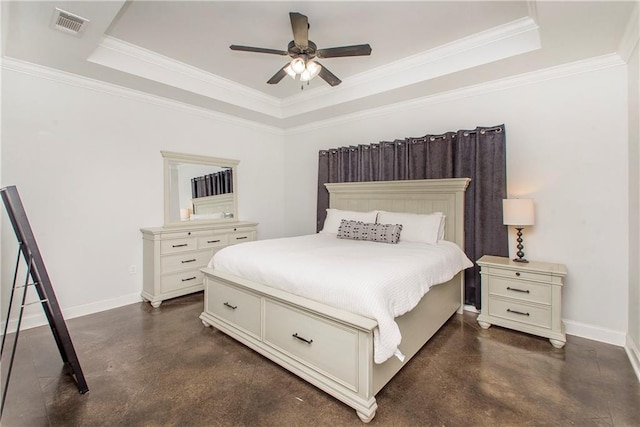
[477,320,491,329]
[549,338,566,349]
[150,301,162,308]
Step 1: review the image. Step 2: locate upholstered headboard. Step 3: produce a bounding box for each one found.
[324,178,470,250]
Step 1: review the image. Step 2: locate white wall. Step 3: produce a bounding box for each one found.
[628,38,640,375]
[283,64,629,344]
[1,66,285,325]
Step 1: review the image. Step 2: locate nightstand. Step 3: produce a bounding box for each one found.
[476,255,568,348]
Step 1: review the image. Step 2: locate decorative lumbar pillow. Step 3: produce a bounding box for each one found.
[320,209,378,234]
[376,211,445,244]
[337,220,403,244]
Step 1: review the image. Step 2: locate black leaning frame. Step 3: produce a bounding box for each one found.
[0,185,88,417]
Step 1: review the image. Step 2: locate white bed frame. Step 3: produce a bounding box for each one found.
[199,178,470,422]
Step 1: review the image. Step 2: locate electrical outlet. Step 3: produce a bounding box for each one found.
[129,265,137,275]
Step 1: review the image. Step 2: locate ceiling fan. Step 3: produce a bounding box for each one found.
[230,12,372,88]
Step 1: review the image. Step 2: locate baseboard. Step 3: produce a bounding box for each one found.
[626,335,640,382]
[1,292,142,332]
[563,319,627,346]
[463,304,479,314]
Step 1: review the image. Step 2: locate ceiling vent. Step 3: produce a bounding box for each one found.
[50,8,89,36]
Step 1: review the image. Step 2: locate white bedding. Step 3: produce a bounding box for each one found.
[209,233,473,363]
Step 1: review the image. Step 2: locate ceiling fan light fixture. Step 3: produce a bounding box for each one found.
[284,64,297,79]
[306,60,321,79]
[300,69,312,82]
[290,57,306,74]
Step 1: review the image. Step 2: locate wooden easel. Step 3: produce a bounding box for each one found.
[0,186,88,419]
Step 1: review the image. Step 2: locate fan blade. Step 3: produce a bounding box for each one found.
[230,45,288,56]
[267,65,289,84]
[315,62,341,86]
[290,12,309,49]
[316,44,372,58]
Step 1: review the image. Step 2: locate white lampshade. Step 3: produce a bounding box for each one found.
[306,60,321,78]
[290,58,305,74]
[284,64,297,79]
[300,69,311,82]
[503,198,535,226]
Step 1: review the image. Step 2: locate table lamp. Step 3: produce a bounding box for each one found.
[503,198,535,263]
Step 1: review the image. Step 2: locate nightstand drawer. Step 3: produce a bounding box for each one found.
[486,267,551,283]
[488,298,551,329]
[489,277,551,305]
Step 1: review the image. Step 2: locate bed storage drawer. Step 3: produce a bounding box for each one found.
[207,281,261,338]
[263,300,358,389]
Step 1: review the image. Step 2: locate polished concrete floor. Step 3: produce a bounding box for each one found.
[2,292,639,426]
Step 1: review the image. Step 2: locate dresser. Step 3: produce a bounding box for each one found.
[476,255,568,348]
[140,221,257,307]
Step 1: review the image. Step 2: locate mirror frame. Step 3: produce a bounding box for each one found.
[162,151,239,227]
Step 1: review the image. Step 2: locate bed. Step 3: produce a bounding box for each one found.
[199,178,471,422]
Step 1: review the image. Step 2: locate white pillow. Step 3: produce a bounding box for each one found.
[376,211,445,244]
[321,209,378,234]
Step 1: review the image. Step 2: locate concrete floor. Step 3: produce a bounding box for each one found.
[2,292,639,426]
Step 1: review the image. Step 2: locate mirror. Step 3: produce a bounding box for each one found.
[162,151,239,227]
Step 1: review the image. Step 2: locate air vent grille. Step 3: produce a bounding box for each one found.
[51,8,89,36]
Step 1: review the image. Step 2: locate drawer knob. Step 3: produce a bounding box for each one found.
[507,308,530,316]
[292,333,313,345]
[181,276,196,282]
[207,240,221,244]
[223,302,237,310]
[515,272,521,277]
[181,259,196,264]
[236,236,248,240]
[172,243,188,248]
[507,286,530,294]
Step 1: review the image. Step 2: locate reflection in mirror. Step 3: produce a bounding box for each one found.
[162,151,239,227]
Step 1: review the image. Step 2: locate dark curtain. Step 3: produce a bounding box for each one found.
[316,125,508,309]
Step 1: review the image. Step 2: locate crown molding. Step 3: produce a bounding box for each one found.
[281,16,541,117]
[1,57,284,135]
[88,36,284,118]
[286,53,624,135]
[2,52,623,136]
[85,17,539,121]
[618,2,639,63]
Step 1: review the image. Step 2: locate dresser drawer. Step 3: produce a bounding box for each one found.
[264,300,358,390]
[229,232,253,245]
[160,270,204,293]
[198,234,229,249]
[485,267,551,283]
[206,281,261,338]
[488,298,551,329]
[489,277,551,305]
[161,250,212,274]
[160,237,198,254]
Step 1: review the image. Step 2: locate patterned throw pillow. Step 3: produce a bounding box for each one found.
[337,220,403,244]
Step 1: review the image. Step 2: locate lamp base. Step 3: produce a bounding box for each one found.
[512,227,529,263]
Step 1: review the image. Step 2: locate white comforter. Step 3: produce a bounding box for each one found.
[209,233,473,363]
